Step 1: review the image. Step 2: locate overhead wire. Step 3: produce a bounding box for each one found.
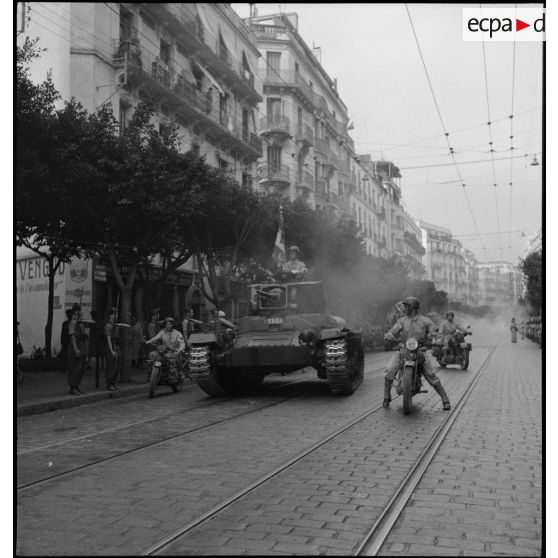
[33,2,542,191]
[405,3,489,254]
[480,10,503,258]
[507,6,517,256]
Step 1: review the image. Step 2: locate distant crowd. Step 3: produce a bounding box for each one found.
[522,316,542,347]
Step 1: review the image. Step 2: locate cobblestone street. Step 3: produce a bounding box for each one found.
[16,322,542,556]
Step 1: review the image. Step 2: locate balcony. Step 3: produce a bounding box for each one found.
[314,137,330,158]
[330,192,352,214]
[260,69,319,109]
[259,115,290,140]
[140,4,262,104]
[331,154,349,175]
[295,169,314,192]
[251,23,288,39]
[295,123,314,147]
[116,43,262,158]
[258,164,291,187]
[404,231,426,255]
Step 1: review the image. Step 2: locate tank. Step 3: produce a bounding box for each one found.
[188,273,364,396]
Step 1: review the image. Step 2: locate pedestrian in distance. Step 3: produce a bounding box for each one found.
[104,307,120,391]
[67,304,87,396]
[60,309,73,362]
[383,296,451,411]
[510,317,518,343]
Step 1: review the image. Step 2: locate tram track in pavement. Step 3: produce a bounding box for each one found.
[355,343,498,556]
[17,364,388,492]
[141,344,498,556]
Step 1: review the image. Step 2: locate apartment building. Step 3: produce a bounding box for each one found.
[477,261,523,307]
[247,12,353,214]
[22,3,263,185]
[18,3,265,325]
[418,221,469,303]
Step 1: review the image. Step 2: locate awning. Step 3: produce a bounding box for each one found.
[194,60,225,96]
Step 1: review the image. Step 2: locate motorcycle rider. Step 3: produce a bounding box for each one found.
[383,297,451,411]
[282,245,308,279]
[145,317,187,383]
[439,312,471,363]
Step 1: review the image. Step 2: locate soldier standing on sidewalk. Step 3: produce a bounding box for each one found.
[104,307,120,391]
[67,304,87,396]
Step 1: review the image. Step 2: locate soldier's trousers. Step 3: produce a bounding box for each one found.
[105,352,119,385]
[67,350,85,387]
[384,352,441,387]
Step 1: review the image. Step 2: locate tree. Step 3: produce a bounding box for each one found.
[16,38,81,357]
[193,174,279,311]
[521,251,542,313]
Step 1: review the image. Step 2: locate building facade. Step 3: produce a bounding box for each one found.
[20,3,264,184]
[418,220,470,303]
[476,261,523,307]
[247,12,353,214]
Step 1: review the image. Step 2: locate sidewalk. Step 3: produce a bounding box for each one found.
[16,364,150,417]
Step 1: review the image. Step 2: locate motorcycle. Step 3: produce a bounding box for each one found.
[431,329,472,370]
[144,342,187,398]
[385,333,429,415]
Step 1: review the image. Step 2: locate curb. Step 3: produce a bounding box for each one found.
[17,384,149,417]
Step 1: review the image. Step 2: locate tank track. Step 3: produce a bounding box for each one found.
[324,338,362,395]
[188,345,227,396]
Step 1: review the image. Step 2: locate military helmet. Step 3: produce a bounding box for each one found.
[287,245,300,254]
[446,311,454,318]
[163,316,174,324]
[402,296,420,309]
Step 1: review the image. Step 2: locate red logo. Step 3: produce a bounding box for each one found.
[516,19,530,32]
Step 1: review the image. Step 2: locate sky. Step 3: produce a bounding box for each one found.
[232,2,543,264]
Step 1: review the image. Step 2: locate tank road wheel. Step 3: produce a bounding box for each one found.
[188,346,228,397]
[324,337,364,395]
[402,365,414,415]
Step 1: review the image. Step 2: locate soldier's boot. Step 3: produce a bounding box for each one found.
[433,383,451,410]
[383,379,392,408]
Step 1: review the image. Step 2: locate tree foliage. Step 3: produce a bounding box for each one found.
[521,251,542,312]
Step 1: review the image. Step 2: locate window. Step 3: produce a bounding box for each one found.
[160,39,171,65]
[242,108,249,142]
[266,51,281,78]
[192,65,204,90]
[295,61,299,74]
[297,106,302,136]
[119,100,131,135]
[267,97,282,123]
[119,7,133,43]
[267,145,282,172]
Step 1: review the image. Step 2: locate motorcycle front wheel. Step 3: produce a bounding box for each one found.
[149,366,159,399]
[402,366,414,415]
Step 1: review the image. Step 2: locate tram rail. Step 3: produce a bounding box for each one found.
[142,345,498,556]
[17,365,388,492]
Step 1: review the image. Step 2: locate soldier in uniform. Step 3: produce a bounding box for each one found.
[145,317,187,384]
[439,311,471,362]
[282,245,308,279]
[383,297,451,410]
[104,307,120,391]
[67,304,88,395]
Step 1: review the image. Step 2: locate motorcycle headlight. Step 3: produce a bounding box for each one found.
[405,338,419,350]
